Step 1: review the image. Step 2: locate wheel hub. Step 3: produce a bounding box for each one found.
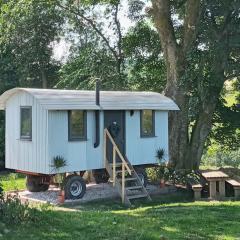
[70,181,82,197]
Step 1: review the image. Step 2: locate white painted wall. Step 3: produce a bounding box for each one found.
[48,110,104,173]
[48,110,168,173]
[5,91,49,174]
[5,92,169,174]
[125,110,169,165]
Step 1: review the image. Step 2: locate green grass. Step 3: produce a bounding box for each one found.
[0,172,25,191]
[1,191,240,240]
[1,174,240,239]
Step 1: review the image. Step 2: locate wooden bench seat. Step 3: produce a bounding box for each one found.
[226,179,240,199]
[226,179,240,188]
[187,180,203,200]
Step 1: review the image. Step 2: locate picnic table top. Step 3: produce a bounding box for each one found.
[201,171,229,180]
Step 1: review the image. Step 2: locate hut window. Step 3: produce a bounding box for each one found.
[68,110,87,141]
[140,110,155,137]
[20,106,32,140]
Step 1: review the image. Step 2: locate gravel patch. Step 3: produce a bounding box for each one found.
[17,182,176,205]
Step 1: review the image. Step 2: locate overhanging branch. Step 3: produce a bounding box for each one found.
[151,0,179,59]
[182,0,201,54]
[57,2,119,61]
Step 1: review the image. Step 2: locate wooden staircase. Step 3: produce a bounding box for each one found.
[104,128,152,206]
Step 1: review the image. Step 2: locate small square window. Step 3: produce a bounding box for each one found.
[68,110,87,141]
[20,106,32,140]
[140,110,155,137]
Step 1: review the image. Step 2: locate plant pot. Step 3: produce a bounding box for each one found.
[160,179,165,188]
[58,190,65,204]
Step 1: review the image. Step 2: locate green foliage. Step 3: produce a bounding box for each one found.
[0,173,25,192]
[147,165,200,185]
[0,0,63,87]
[123,21,166,92]
[209,98,240,151]
[0,194,40,225]
[0,182,3,197]
[57,45,124,90]
[202,149,240,168]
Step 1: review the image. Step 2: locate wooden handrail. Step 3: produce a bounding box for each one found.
[104,128,151,205]
[104,128,132,174]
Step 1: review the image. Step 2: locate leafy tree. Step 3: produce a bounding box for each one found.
[0,0,63,168]
[56,0,127,87]
[0,0,63,88]
[0,45,20,169]
[148,0,240,169]
[123,21,166,92]
[57,45,122,90]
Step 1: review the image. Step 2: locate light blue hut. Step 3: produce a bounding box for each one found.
[0,87,178,203]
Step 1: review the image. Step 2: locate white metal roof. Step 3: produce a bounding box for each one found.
[0,88,179,110]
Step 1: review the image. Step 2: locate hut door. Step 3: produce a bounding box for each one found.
[104,111,125,162]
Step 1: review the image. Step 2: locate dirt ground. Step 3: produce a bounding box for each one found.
[17,182,176,205]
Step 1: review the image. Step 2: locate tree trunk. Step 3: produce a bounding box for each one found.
[150,0,201,169]
[150,0,230,169]
[165,68,191,169]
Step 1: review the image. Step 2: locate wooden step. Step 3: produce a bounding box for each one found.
[109,162,124,167]
[127,193,148,200]
[126,186,143,190]
[124,177,137,181]
[116,170,133,174]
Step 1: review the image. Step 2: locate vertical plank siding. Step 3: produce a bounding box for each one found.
[48,110,104,174]
[125,110,169,165]
[5,92,48,174]
[5,91,169,174]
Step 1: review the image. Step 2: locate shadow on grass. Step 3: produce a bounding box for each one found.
[3,189,240,240]
[64,188,194,211]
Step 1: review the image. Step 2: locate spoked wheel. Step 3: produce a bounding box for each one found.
[64,175,86,200]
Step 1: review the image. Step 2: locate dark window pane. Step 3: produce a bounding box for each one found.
[69,110,86,140]
[141,110,154,137]
[20,107,32,139]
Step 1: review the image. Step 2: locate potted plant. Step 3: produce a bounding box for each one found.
[155,148,167,188]
[51,156,67,203]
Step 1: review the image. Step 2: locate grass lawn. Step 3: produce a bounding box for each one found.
[1,173,240,239]
[0,172,26,191]
[1,191,240,240]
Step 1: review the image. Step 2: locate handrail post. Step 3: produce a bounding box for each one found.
[104,129,107,168]
[122,163,125,204]
[113,146,116,187]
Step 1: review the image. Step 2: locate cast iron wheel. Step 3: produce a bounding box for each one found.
[26,175,50,192]
[93,169,110,184]
[64,175,86,200]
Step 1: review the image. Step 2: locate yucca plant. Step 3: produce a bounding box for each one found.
[52,156,67,170]
[155,148,165,163]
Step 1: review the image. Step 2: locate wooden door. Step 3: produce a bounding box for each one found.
[104,111,125,162]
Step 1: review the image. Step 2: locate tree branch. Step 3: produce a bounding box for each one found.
[57,2,119,61]
[182,0,201,53]
[113,3,123,74]
[151,0,179,60]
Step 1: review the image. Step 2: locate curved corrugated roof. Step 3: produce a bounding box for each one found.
[0,88,179,110]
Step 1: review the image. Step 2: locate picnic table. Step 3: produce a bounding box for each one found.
[201,171,229,199]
